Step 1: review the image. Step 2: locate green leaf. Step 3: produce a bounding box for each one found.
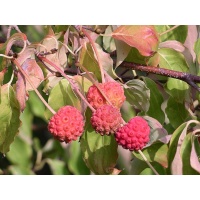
[80,109,118,175]
[120,101,136,122]
[165,97,190,129]
[0,84,21,154]
[165,78,190,103]
[28,91,46,121]
[46,159,70,175]
[132,142,168,168]
[124,79,150,112]
[103,26,116,52]
[45,79,81,120]
[112,25,158,56]
[8,165,34,175]
[155,25,188,43]
[180,133,199,175]
[125,47,147,65]
[194,38,200,64]
[68,140,90,175]
[158,48,189,72]
[79,42,102,82]
[142,77,165,124]
[6,135,32,167]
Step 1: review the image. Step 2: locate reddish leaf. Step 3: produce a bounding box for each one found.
[21,59,44,91]
[112,25,158,56]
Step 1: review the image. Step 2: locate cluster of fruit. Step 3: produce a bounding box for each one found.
[48,81,150,151]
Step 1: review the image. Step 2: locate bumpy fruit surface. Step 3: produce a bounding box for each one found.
[86,81,126,109]
[48,106,84,143]
[115,116,150,151]
[91,105,123,135]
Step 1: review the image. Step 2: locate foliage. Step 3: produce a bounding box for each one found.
[0,25,200,175]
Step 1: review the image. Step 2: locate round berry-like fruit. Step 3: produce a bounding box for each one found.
[115,116,150,151]
[48,106,84,143]
[86,81,126,109]
[91,105,123,135]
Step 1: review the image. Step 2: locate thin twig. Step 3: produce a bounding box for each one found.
[138,150,159,175]
[159,25,180,36]
[37,55,96,112]
[13,59,56,115]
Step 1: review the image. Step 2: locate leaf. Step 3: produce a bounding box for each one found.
[45,79,81,120]
[112,25,159,56]
[168,120,199,174]
[6,135,32,167]
[79,42,102,82]
[46,159,70,175]
[8,165,34,175]
[165,97,190,129]
[125,47,147,65]
[184,25,198,62]
[159,40,185,52]
[165,78,189,103]
[142,77,165,124]
[103,26,116,52]
[180,133,199,174]
[120,101,136,122]
[94,43,118,79]
[68,140,90,175]
[190,137,200,173]
[155,25,188,43]
[194,38,200,64]
[0,84,21,154]
[143,116,169,147]
[114,39,131,67]
[80,109,118,175]
[124,79,150,112]
[133,142,169,168]
[158,48,189,72]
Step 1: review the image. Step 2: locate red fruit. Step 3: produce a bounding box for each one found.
[86,81,126,109]
[91,105,123,135]
[115,116,150,151]
[48,106,84,143]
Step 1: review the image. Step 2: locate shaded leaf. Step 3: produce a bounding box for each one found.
[159,40,185,52]
[114,39,131,67]
[165,97,190,129]
[155,25,188,43]
[80,109,118,175]
[68,140,90,175]
[103,26,116,52]
[142,77,165,124]
[8,165,34,175]
[0,84,21,154]
[79,42,102,82]
[124,79,150,112]
[45,79,81,120]
[143,116,168,147]
[112,25,159,56]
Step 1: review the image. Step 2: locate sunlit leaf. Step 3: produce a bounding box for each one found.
[45,79,81,120]
[112,25,158,56]
[0,84,21,154]
[155,25,188,43]
[103,26,116,52]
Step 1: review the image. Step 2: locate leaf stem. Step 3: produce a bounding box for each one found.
[81,28,105,83]
[159,25,180,36]
[37,55,96,112]
[138,150,159,175]
[13,59,56,115]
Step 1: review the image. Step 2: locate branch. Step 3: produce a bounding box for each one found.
[120,61,200,92]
